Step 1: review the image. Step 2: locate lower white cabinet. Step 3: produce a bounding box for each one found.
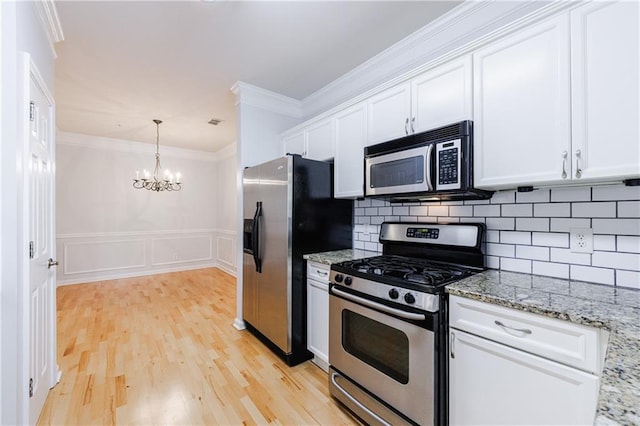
[307,261,330,371]
[449,295,604,426]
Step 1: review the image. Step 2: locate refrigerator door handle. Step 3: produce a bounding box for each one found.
[252,201,263,273]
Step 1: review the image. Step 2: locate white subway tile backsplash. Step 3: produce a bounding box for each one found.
[393,206,409,216]
[473,205,501,217]
[486,230,500,243]
[501,204,532,217]
[534,203,570,217]
[572,202,616,218]
[352,184,639,287]
[617,236,640,253]
[516,245,549,261]
[516,218,550,232]
[516,189,550,203]
[486,217,514,230]
[593,235,616,251]
[551,187,591,202]
[486,243,515,257]
[500,231,531,245]
[616,270,640,289]
[533,261,569,279]
[550,218,591,232]
[490,190,516,204]
[429,206,449,216]
[592,251,640,271]
[501,258,532,274]
[618,201,640,218]
[592,185,640,201]
[409,206,429,216]
[449,206,473,217]
[550,248,591,266]
[593,219,640,236]
[532,232,569,248]
[571,265,614,286]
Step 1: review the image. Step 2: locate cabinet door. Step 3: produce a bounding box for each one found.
[412,56,472,133]
[306,119,334,161]
[283,131,305,156]
[335,102,367,198]
[307,278,329,371]
[473,16,571,190]
[449,329,599,426]
[571,1,640,182]
[367,83,411,146]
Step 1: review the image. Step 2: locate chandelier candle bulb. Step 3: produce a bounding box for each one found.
[136,170,139,180]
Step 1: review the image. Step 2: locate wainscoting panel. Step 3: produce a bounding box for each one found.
[216,234,237,275]
[151,235,213,266]
[63,239,146,275]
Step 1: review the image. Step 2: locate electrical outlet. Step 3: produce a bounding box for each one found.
[570,228,594,254]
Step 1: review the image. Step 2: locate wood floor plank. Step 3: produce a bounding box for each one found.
[38,268,358,425]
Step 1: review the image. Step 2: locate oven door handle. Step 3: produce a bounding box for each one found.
[330,372,393,426]
[330,287,426,321]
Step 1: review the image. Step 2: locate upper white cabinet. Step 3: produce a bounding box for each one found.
[282,119,334,161]
[473,15,572,190]
[334,102,367,198]
[474,1,639,190]
[367,56,472,146]
[570,1,640,182]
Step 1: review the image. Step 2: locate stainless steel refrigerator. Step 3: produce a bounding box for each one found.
[242,155,353,366]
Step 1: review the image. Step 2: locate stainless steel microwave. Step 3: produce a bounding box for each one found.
[364,121,493,202]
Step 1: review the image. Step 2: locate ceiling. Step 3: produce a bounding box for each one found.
[54,1,462,153]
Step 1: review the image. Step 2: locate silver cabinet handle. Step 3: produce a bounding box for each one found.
[410,117,415,133]
[575,149,582,178]
[494,320,532,335]
[561,151,568,179]
[450,331,456,359]
[316,269,328,276]
[330,372,392,426]
[404,117,409,135]
[47,258,59,269]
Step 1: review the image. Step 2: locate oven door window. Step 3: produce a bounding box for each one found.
[370,156,424,188]
[342,310,409,384]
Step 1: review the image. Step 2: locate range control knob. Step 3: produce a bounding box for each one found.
[334,274,344,283]
[388,289,399,299]
[404,293,416,304]
[344,276,353,286]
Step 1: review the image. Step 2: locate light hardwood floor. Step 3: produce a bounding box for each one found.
[38,268,358,425]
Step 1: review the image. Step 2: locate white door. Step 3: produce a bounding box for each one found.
[27,61,57,425]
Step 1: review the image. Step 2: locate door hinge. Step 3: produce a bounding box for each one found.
[29,101,35,122]
[29,241,34,259]
[29,378,33,398]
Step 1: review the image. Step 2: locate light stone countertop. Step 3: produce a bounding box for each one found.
[446,270,640,426]
[303,249,380,266]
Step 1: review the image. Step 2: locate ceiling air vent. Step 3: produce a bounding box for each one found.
[208,118,223,126]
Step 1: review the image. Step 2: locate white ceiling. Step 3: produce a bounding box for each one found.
[55,1,462,152]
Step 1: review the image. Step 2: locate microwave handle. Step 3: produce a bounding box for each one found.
[426,144,434,191]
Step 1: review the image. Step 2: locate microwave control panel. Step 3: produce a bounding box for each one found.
[436,139,462,191]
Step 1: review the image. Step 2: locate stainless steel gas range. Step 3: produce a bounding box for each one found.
[328,222,485,426]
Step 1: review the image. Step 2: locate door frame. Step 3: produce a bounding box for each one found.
[17,52,60,425]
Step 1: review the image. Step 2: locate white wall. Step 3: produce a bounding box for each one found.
[354,185,640,289]
[215,144,238,275]
[56,132,238,284]
[1,1,57,424]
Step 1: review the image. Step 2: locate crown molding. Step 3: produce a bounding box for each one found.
[231,81,302,118]
[301,0,561,119]
[214,141,237,161]
[56,131,219,162]
[32,0,64,60]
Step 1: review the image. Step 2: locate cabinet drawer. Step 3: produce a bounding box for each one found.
[449,295,606,374]
[307,261,330,283]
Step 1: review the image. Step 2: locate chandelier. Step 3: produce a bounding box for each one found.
[133,119,182,192]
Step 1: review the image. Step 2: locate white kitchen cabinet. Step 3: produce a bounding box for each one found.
[570,1,640,183]
[306,261,330,372]
[367,56,472,146]
[282,119,334,161]
[334,102,367,198]
[449,295,605,426]
[473,15,571,190]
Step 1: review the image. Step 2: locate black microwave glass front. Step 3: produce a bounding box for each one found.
[365,144,434,197]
